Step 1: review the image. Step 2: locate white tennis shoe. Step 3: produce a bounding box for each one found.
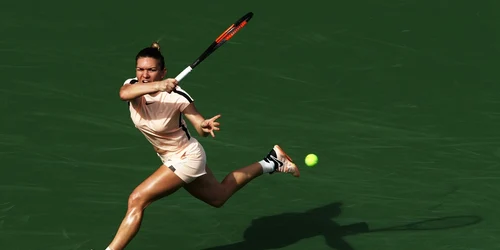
[264,145,300,177]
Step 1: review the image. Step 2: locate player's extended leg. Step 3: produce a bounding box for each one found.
[106,165,185,250]
[184,145,299,208]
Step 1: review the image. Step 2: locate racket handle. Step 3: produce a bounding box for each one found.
[175,66,193,82]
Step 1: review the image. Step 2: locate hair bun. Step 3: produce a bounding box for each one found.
[151,42,161,51]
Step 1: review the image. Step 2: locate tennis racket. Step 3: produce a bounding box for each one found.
[174,12,254,82]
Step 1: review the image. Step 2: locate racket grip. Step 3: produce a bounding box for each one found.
[175,66,193,82]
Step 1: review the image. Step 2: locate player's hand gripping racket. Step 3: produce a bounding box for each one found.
[174,12,254,82]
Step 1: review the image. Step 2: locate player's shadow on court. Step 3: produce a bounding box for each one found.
[201,202,482,250]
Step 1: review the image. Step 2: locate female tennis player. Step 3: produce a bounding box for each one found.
[105,42,300,250]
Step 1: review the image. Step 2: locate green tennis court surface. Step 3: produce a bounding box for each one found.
[2,1,500,249]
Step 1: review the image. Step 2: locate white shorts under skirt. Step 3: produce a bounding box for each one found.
[156,138,207,183]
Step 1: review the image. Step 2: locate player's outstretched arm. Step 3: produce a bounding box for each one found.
[183,103,221,138]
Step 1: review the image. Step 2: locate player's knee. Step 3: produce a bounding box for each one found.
[128,191,148,210]
[209,191,229,208]
[209,199,226,208]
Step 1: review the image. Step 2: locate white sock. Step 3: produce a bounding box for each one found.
[106,247,112,250]
[259,159,275,173]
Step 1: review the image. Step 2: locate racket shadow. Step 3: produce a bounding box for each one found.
[200,202,482,250]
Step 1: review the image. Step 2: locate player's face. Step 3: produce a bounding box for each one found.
[136,57,166,83]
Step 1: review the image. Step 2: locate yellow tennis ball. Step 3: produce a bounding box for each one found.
[305,154,318,167]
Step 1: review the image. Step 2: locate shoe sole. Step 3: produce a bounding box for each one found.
[274,145,300,177]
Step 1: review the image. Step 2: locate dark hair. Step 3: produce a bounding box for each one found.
[135,42,165,70]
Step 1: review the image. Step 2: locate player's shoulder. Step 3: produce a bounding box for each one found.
[123,77,138,85]
[172,86,194,103]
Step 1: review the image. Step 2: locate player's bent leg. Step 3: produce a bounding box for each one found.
[184,163,263,208]
[107,165,185,250]
[184,145,300,208]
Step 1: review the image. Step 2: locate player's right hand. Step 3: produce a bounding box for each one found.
[157,78,178,93]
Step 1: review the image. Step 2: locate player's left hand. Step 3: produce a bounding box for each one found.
[200,114,221,137]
